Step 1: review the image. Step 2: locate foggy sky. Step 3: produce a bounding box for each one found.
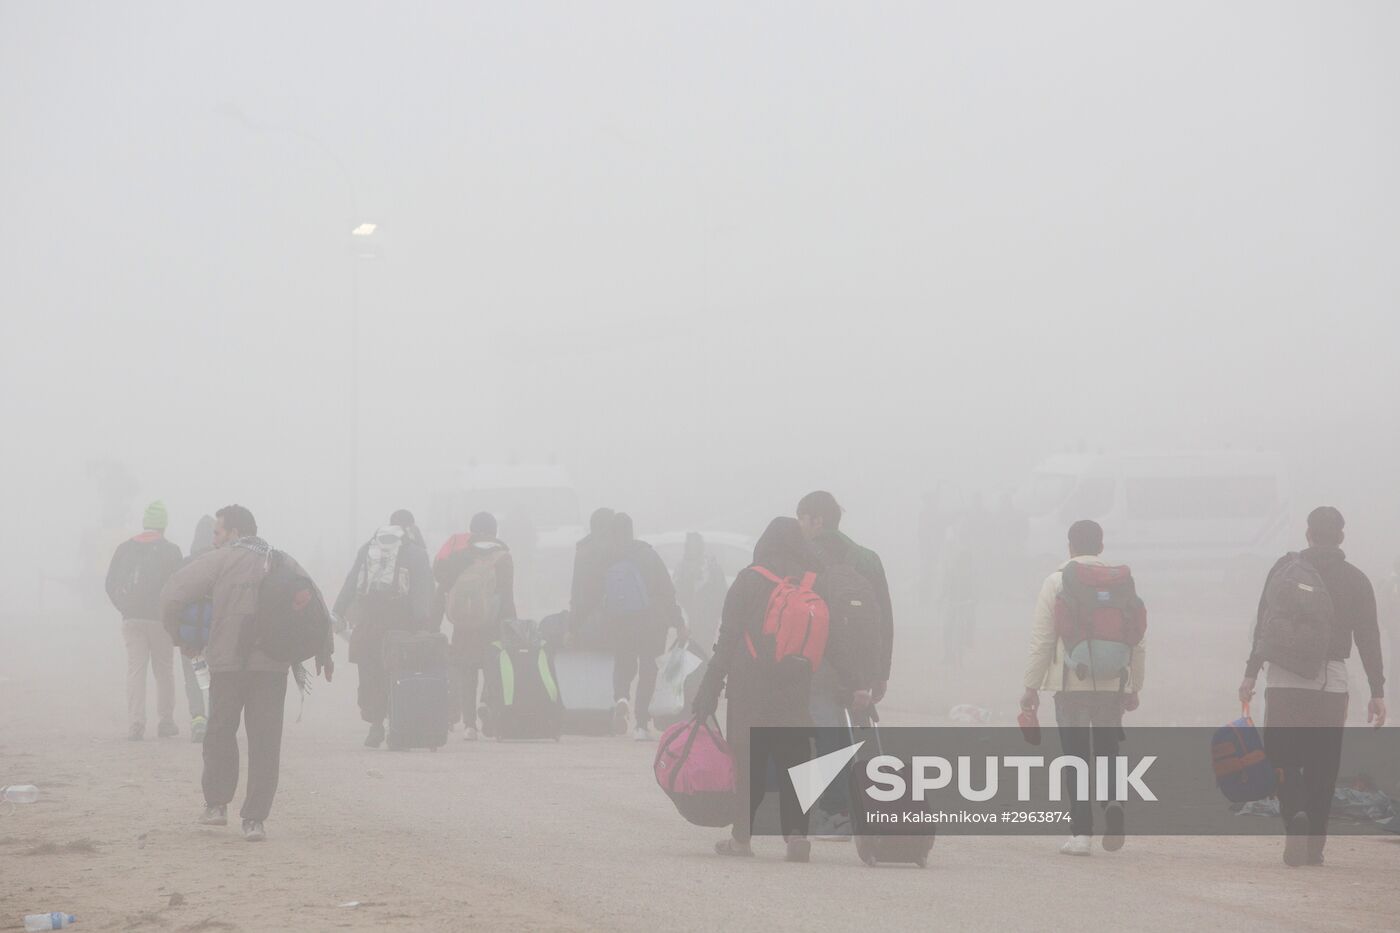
[3,2,1398,604]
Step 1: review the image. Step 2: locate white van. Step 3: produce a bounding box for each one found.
[1018,451,1291,589]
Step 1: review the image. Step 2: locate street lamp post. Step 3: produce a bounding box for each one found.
[215,102,376,548]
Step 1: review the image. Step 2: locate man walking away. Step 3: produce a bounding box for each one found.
[605,513,686,739]
[569,507,615,648]
[160,504,334,842]
[1022,519,1146,857]
[1239,506,1386,866]
[796,491,885,840]
[672,532,726,654]
[334,510,433,748]
[796,491,893,706]
[435,511,516,739]
[105,500,184,741]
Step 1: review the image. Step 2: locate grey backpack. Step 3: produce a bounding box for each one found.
[1255,553,1335,679]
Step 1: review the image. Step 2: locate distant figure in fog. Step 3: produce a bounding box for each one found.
[672,532,726,654]
[694,517,828,862]
[1239,507,1386,867]
[1022,519,1146,858]
[569,507,616,648]
[604,513,686,740]
[334,510,433,748]
[432,511,516,739]
[160,504,334,843]
[105,500,184,741]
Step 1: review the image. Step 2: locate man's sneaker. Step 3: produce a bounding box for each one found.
[365,722,386,749]
[612,698,631,735]
[242,820,266,842]
[464,727,479,742]
[785,839,812,863]
[157,720,179,739]
[714,838,754,857]
[1059,835,1092,856]
[1101,802,1125,852]
[632,726,652,741]
[1284,813,1310,867]
[199,805,228,826]
[190,716,207,743]
[128,723,145,741]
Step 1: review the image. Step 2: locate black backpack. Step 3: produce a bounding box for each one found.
[249,550,331,666]
[108,538,177,620]
[1255,553,1335,679]
[821,561,883,689]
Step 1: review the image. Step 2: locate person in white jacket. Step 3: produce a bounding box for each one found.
[1020,520,1146,857]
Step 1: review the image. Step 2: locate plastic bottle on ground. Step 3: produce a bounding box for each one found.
[193,656,210,692]
[25,913,77,931]
[3,785,39,804]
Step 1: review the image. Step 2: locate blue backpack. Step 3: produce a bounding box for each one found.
[178,599,213,651]
[604,559,650,615]
[1211,705,1276,803]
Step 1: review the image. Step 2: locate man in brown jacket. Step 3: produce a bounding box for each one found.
[160,504,333,842]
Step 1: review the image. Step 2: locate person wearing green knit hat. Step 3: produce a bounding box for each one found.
[105,500,184,740]
[144,500,169,531]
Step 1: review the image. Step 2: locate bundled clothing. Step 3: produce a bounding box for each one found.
[159,536,331,822]
[1246,546,1384,859]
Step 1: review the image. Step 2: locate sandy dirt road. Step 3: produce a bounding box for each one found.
[2,610,1396,932]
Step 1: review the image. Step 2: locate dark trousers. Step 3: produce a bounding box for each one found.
[613,650,658,727]
[1264,687,1348,856]
[727,700,810,844]
[1054,691,1124,837]
[203,670,289,822]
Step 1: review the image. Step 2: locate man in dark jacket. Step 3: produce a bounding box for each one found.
[1239,506,1386,866]
[605,513,686,740]
[431,511,517,740]
[694,517,829,863]
[794,491,887,839]
[106,500,185,741]
[334,509,433,748]
[569,507,616,648]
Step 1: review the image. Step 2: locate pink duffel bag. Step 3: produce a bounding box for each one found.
[654,715,736,827]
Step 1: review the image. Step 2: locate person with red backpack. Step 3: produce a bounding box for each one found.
[1020,519,1146,857]
[693,517,830,863]
[430,511,516,739]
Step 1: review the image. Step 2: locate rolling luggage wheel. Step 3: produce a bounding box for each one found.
[914,855,928,868]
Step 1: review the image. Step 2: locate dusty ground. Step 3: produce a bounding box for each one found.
[2,602,1396,932]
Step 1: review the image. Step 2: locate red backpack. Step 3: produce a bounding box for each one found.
[1053,562,1147,680]
[744,567,830,670]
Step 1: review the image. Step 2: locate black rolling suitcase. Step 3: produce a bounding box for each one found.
[483,620,564,741]
[384,631,451,751]
[845,707,935,867]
